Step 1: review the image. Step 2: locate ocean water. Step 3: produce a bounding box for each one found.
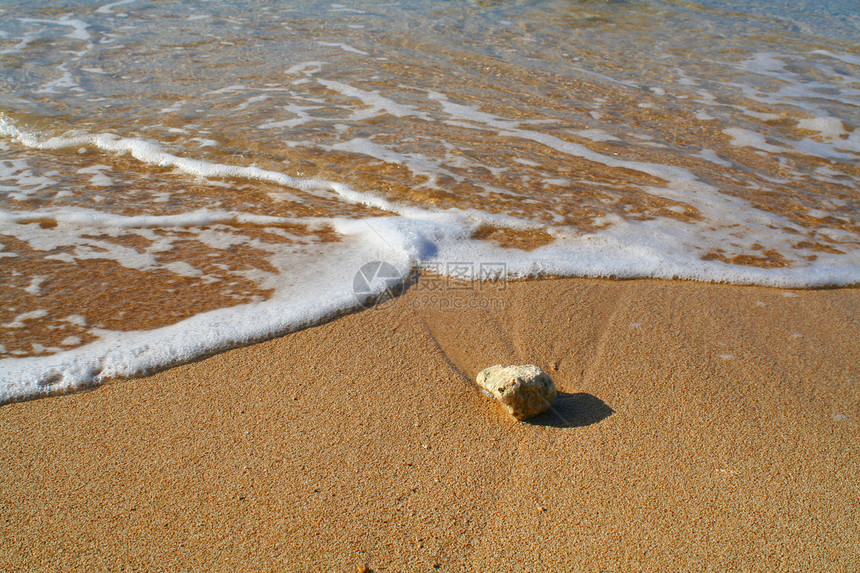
[1,0,858,402]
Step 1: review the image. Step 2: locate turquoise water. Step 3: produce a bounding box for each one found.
[1,0,858,401]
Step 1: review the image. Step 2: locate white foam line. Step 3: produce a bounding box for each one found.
[0,114,399,214]
[428,91,701,186]
[0,30,39,55]
[0,207,318,229]
[96,0,138,14]
[284,61,328,76]
[425,91,824,232]
[723,127,786,153]
[811,50,860,67]
[317,41,369,55]
[327,136,465,188]
[18,16,91,41]
[0,115,549,236]
[318,79,431,121]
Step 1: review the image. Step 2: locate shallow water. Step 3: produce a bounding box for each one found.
[1,0,858,400]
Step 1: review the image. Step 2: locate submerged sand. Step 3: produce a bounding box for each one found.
[1,277,858,571]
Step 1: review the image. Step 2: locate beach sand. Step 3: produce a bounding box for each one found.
[1,277,858,571]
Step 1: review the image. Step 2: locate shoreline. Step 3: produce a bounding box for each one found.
[2,276,859,571]
[6,270,859,408]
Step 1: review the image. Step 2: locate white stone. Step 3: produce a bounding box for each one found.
[476,364,557,420]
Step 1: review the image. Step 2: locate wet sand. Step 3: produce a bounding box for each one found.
[1,277,859,571]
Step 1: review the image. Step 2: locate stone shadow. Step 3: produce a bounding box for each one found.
[526,392,614,428]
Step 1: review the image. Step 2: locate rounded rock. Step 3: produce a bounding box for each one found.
[476,364,558,420]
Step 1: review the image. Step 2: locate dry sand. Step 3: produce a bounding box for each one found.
[1,277,858,571]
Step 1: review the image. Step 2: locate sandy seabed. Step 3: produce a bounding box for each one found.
[1,276,858,572]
